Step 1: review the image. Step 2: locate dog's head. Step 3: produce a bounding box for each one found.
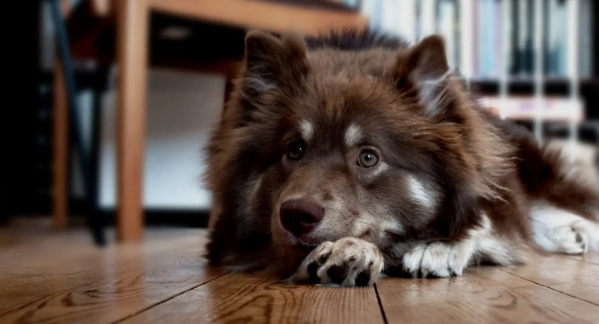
[205,30,511,265]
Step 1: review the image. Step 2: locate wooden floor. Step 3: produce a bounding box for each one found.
[2,219,599,324]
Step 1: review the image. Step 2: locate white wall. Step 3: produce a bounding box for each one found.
[98,69,225,210]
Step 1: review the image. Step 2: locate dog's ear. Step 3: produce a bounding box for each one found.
[395,35,455,119]
[395,36,486,240]
[395,36,481,239]
[242,30,309,95]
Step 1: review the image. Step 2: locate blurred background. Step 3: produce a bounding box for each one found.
[2,0,598,245]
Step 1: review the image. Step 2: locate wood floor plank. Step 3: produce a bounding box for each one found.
[568,253,599,265]
[0,225,204,289]
[0,248,219,311]
[0,261,226,324]
[121,271,385,324]
[0,265,226,324]
[3,221,598,324]
[0,227,226,324]
[501,254,599,305]
[376,265,599,324]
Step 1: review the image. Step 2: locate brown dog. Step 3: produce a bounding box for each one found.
[202,29,599,287]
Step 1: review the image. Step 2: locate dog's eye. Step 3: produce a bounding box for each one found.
[287,140,306,160]
[357,150,379,168]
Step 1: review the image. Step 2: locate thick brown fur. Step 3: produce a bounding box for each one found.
[202,29,599,282]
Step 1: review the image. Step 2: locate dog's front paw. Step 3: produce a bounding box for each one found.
[547,223,589,255]
[402,240,474,278]
[290,237,384,287]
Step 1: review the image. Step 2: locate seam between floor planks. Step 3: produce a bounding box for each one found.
[374,283,389,324]
[0,268,160,319]
[0,295,55,318]
[0,267,224,324]
[117,270,386,324]
[0,237,223,323]
[110,271,232,324]
[115,262,599,324]
[497,268,599,307]
[567,255,599,266]
[374,254,599,320]
[4,224,598,324]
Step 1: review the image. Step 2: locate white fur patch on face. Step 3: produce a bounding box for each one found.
[529,202,599,254]
[249,174,263,202]
[370,162,389,178]
[349,210,404,241]
[379,218,403,234]
[344,124,362,148]
[299,120,314,141]
[242,173,264,226]
[407,175,435,210]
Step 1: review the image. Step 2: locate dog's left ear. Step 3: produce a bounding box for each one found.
[394,35,455,119]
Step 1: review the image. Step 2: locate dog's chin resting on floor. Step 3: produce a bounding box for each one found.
[202,29,599,287]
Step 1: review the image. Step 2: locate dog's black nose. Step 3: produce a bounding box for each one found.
[280,199,325,236]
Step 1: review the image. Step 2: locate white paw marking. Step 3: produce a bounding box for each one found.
[290,237,384,287]
[545,223,588,254]
[402,240,475,278]
[530,202,599,254]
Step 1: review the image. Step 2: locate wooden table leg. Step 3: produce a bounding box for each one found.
[53,59,68,231]
[116,0,149,242]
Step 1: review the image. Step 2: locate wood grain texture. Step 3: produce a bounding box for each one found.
[122,271,384,324]
[570,253,599,265]
[149,0,368,36]
[377,263,599,324]
[2,223,599,324]
[52,60,68,231]
[115,0,150,242]
[0,271,224,324]
[501,255,599,305]
[0,225,224,323]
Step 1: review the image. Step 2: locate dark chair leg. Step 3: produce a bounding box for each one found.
[49,0,106,246]
[89,68,109,243]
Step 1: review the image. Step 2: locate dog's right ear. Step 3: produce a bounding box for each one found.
[242,30,309,95]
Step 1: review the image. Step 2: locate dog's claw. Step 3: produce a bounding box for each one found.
[289,238,384,287]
